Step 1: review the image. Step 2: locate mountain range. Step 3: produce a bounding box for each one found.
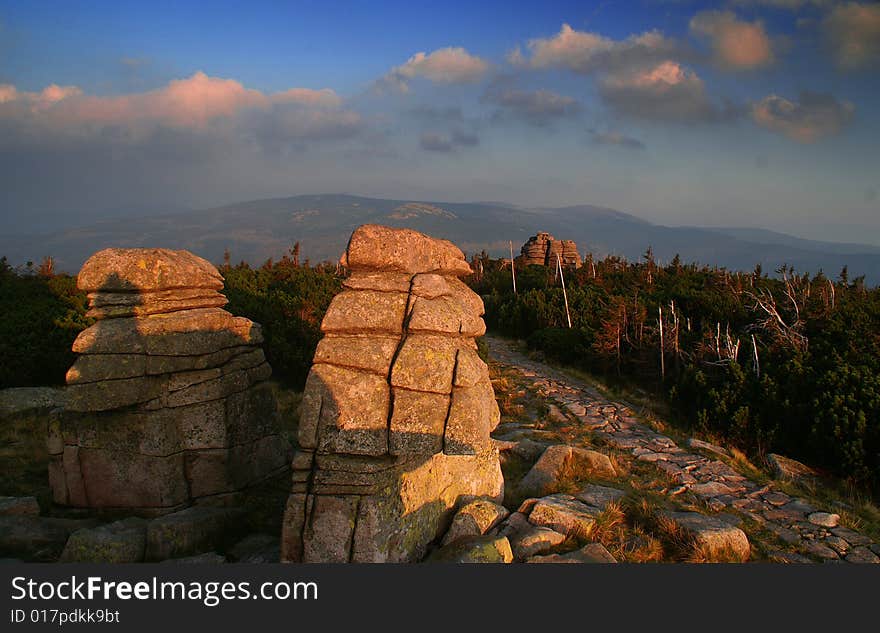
[3,194,879,284]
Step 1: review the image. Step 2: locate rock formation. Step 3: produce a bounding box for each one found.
[281,224,503,563]
[49,248,289,514]
[518,232,581,268]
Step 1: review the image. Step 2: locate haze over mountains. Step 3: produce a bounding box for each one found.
[3,194,879,284]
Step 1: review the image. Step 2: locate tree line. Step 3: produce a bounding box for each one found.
[469,249,880,490]
[3,247,879,491]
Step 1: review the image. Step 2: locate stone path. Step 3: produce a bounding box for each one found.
[486,335,880,563]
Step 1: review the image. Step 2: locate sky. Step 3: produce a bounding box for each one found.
[1,0,878,243]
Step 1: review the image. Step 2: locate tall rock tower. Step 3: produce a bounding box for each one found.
[517,232,581,268]
[281,224,503,562]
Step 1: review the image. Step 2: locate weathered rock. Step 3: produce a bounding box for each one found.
[575,484,625,510]
[442,499,509,545]
[664,512,750,561]
[145,507,245,561]
[803,541,838,560]
[546,404,568,424]
[0,496,40,517]
[77,248,223,293]
[52,248,288,513]
[429,535,513,563]
[60,518,146,563]
[343,271,412,293]
[765,500,813,523]
[767,453,818,482]
[518,445,616,497]
[0,387,67,417]
[527,494,600,539]
[687,438,730,457]
[497,511,532,538]
[341,224,472,276]
[845,546,880,564]
[313,335,399,375]
[321,290,409,334]
[769,551,814,564]
[689,481,739,498]
[511,438,548,461]
[516,233,581,268]
[71,309,262,358]
[831,526,873,547]
[283,226,501,563]
[527,543,617,564]
[807,512,840,528]
[761,491,791,507]
[509,526,567,560]
[0,516,96,562]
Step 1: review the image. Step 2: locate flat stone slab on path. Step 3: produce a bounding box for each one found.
[527,543,617,563]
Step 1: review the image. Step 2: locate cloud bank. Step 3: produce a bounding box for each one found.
[509,23,682,75]
[482,86,581,126]
[0,72,359,144]
[752,91,855,141]
[823,3,880,69]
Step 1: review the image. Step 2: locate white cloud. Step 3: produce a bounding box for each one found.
[509,23,681,74]
[0,72,359,142]
[482,87,580,126]
[0,83,82,108]
[508,23,738,123]
[377,47,489,93]
[600,60,735,122]
[690,10,774,70]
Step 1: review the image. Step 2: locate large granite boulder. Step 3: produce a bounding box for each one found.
[281,225,504,563]
[49,248,289,514]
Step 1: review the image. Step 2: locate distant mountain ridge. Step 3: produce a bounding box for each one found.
[2,193,878,284]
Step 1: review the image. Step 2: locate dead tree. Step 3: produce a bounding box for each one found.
[745,268,808,353]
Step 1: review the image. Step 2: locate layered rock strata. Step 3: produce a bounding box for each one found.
[49,248,289,514]
[518,232,581,268]
[281,225,503,563]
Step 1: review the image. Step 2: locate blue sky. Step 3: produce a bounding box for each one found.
[1,0,878,242]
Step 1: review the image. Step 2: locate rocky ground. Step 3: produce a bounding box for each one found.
[431,335,880,563]
[0,385,291,564]
[3,336,880,563]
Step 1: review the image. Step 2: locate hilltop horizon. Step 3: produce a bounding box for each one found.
[3,192,880,285]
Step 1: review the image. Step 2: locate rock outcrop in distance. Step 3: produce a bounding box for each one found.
[50,248,289,514]
[281,224,503,563]
[517,232,581,268]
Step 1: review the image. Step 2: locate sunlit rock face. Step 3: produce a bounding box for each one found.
[281,225,503,563]
[50,248,289,514]
[517,232,581,268]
